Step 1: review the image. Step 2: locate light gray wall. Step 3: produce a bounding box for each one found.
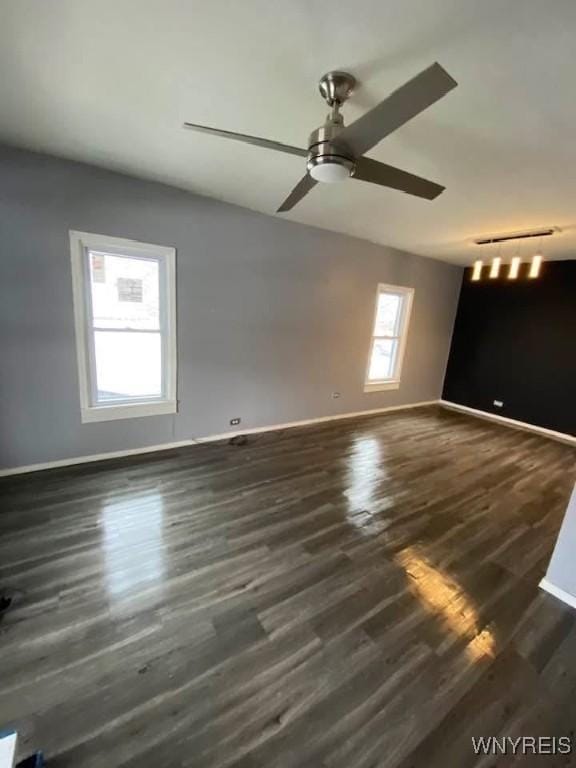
[544,484,576,602]
[0,145,462,469]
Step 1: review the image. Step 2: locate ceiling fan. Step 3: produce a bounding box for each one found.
[184,63,457,212]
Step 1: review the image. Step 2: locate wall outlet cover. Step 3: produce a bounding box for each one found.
[230,418,241,426]
[493,400,504,408]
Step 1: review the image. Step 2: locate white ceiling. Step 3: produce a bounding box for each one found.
[1,0,576,265]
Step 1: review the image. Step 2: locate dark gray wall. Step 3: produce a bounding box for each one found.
[0,145,462,469]
[443,260,576,435]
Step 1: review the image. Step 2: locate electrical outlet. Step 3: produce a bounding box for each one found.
[230,417,241,426]
[332,392,341,399]
[493,400,503,408]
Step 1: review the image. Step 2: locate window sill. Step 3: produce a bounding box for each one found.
[81,400,177,423]
[364,381,400,393]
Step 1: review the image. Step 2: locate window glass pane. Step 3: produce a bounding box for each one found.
[94,331,162,402]
[368,338,397,381]
[89,252,160,330]
[374,292,402,337]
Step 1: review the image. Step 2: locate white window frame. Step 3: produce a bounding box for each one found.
[70,230,177,423]
[364,283,414,393]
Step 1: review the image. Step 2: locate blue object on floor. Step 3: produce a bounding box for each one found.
[15,753,45,768]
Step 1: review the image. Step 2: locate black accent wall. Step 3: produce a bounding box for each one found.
[443,259,576,436]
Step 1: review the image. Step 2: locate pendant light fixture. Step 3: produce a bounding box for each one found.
[471,260,483,281]
[529,238,543,278]
[508,249,521,280]
[489,244,501,278]
[470,227,556,281]
[529,253,542,278]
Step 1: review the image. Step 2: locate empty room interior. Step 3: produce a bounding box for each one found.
[1,1,576,766]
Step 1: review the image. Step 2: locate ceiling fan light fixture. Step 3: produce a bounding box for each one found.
[307,156,354,183]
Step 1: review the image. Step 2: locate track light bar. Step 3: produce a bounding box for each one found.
[474,227,557,246]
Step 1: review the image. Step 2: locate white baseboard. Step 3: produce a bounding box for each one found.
[440,400,576,446]
[0,399,439,478]
[0,440,198,478]
[539,578,576,611]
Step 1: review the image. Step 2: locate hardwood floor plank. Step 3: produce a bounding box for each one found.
[0,406,574,766]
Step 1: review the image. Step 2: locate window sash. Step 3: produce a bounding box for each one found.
[70,231,177,422]
[89,329,164,406]
[367,338,399,383]
[365,284,413,389]
[82,250,170,407]
[372,334,401,342]
[368,294,404,382]
[90,327,161,334]
[87,249,162,332]
[373,290,404,339]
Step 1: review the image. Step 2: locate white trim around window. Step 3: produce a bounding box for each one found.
[364,283,414,392]
[70,231,177,423]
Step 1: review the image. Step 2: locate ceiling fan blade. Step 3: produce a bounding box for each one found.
[183,122,307,159]
[277,174,317,212]
[339,63,457,156]
[353,157,445,199]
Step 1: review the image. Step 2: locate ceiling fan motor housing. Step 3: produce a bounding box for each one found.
[306,123,355,182]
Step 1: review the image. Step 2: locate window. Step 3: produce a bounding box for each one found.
[364,283,413,392]
[70,231,177,422]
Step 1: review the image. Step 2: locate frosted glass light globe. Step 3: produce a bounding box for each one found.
[309,161,351,183]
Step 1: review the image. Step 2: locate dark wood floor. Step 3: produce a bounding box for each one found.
[1,406,575,767]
